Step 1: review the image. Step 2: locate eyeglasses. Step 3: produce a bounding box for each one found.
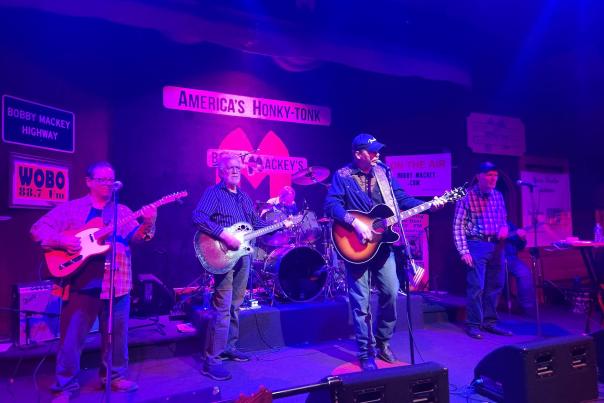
[90,177,115,184]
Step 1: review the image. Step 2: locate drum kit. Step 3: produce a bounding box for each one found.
[250,166,347,304]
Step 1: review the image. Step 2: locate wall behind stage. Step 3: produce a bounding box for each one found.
[107,40,476,292]
[0,11,113,337]
[2,9,602,340]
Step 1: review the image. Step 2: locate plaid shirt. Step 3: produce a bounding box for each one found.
[31,195,155,299]
[453,185,507,256]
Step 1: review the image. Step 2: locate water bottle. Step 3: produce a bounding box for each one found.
[594,223,603,243]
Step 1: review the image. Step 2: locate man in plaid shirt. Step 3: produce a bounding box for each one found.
[31,161,157,399]
[453,161,512,339]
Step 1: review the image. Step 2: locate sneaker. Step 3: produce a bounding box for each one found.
[201,362,232,381]
[359,356,377,371]
[219,349,251,362]
[483,324,513,336]
[100,378,138,392]
[377,345,397,363]
[465,326,484,339]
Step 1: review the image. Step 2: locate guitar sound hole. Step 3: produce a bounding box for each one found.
[372,220,386,234]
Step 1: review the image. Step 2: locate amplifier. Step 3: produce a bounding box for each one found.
[12,281,99,345]
[12,281,60,345]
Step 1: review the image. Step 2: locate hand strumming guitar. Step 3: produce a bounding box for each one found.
[220,229,241,250]
[60,234,82,254]
[352,218,373,244]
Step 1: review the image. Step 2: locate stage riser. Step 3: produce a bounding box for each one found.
[0,294,423,377]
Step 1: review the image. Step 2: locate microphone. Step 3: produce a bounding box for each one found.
[516,179,537,188]
[376,160,391,171]
[111,181,124,191]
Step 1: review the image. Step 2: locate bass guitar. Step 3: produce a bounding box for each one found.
[45,191,188,278]
[332,186,467,264]
[194,215,302,275]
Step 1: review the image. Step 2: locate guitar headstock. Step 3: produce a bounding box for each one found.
[438,185,467,203]
[157,191,189,206]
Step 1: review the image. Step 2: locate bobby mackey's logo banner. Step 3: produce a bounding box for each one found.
[163,86,331,126]
[207,128,308,197]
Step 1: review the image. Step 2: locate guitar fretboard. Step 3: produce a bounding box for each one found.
[386,201,433,226]
[95,193,186,239]
[243,221,286,241]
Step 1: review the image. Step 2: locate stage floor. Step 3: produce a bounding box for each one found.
[2,297,604,402]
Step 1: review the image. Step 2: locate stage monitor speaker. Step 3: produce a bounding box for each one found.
[473,334,598,403]
[590,328,604,383]
[307,362,449,403]
[131,274,174,317]
[12,280,99,345]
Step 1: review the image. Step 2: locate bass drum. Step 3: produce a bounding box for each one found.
[264,245,327,302]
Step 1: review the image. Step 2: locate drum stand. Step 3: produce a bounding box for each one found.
[319,219,347,299]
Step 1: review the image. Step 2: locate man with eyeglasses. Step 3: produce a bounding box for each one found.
[193,152,293,381]
[31,161,157,400]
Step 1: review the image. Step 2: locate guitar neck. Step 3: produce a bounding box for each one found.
[386,201,433,226]
[243,221,286,241]
[96,198,170,239]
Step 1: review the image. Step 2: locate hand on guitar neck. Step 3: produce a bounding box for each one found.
[429,195,447,211]
[219,216,295,250]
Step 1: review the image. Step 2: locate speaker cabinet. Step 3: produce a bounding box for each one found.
[12,280,99,345]
[12,281,60,345]
[474,335,598,403]
[307,362,449,403]
[335,362,449,403]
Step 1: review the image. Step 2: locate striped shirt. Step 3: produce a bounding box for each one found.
[453,185,507,256]
[30,195,155,299]
[192,181,269,237]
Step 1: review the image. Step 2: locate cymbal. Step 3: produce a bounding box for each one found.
[292,166,330,186]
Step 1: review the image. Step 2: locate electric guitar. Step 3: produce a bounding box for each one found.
[194,215,303,275]
[332,186,467,264]
[45,191,188,278]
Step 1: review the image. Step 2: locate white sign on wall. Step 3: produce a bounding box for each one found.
[467,112,525,156]
[385,153,451,197]
[520,171,572,247]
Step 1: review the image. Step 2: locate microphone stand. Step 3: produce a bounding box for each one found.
[380,164,417,365]
[105,185,120,401]
[526,183,543,337]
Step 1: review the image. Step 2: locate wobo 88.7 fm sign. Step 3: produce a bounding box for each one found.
[10,155,69,208]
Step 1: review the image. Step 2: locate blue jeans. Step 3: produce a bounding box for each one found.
[466,240,504,328]
[204,257,249,365]
[504,255,535,313]
[346,251,398,359]
[54,291,130,392]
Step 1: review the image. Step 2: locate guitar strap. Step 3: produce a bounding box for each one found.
[373,165,398,216]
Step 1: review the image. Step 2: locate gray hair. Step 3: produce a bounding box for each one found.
[216,152,241,171]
